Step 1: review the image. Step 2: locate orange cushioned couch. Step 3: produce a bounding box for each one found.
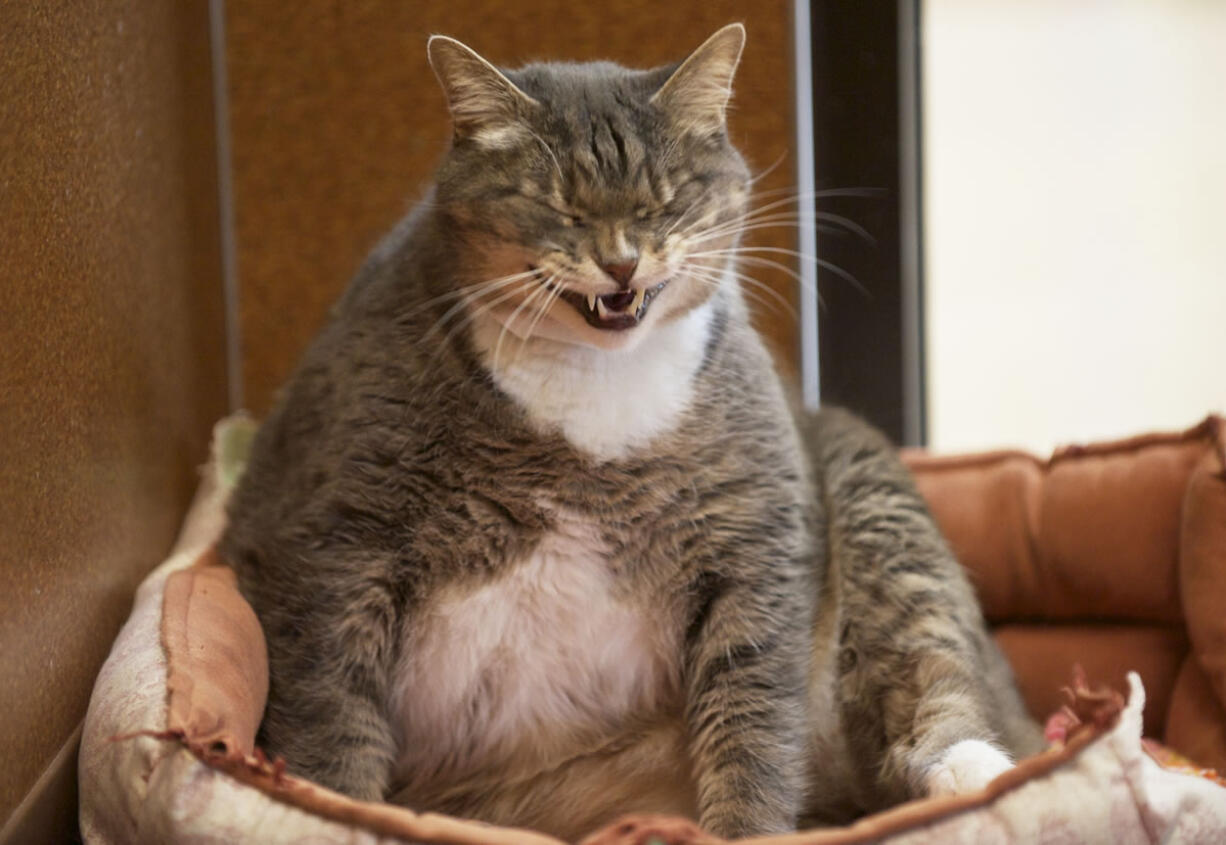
[903,415,1226,773]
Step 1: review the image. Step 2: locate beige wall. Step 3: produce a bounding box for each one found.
[223,0,800,412]
[0,0,228,832]
[924,1,1226,453]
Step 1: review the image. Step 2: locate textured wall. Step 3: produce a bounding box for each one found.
[0,0,227,827]
[224,0,800,412]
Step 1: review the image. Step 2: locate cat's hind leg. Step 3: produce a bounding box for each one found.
[805,408,1033,805]
[837,610,1017,802]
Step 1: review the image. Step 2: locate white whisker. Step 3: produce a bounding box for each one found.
[691,248,866,296]
[525,277,564,341]
[681,264,798,317]
[422,281,521,343]
[676,189,876,245]
[746,152,788,186]
[686,212,874,246]
[663,198,710,240]
[406,270,539,325]
[681,273,786,318]
[493,280,550,370]
[428,279,534,358]
[514,277,566,364]
[741,185,886,200]
[526,129,565,184]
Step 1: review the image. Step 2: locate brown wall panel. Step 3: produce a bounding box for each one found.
[0,0,227,826]
[225,0,800,413]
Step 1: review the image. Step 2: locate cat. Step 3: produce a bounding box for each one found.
[220,24,1042,840]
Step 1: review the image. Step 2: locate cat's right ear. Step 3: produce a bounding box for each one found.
[651,23,745,137]
[428,36,537,147]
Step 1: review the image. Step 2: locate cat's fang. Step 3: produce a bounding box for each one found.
[595,297,610,319]
[586,293,597,312]
[630,288,646,315]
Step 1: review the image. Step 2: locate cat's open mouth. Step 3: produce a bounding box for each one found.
[530,267,669,331]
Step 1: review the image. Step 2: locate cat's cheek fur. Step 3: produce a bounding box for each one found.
[924,739,1015,796]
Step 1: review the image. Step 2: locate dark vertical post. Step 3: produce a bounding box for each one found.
[807,0,925,445]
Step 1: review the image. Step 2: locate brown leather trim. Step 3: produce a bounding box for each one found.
[155,722,1112,845]
[156,734,569,845]
[132,680,1126,845]
[585,679,1127,845]
[1049,415,1225,466]
[903,415,1225,474]
[161,548,267,759]
[900,447,1040,474]
[735,727,1110,845]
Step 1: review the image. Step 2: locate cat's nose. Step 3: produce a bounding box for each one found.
[599,260,638,289]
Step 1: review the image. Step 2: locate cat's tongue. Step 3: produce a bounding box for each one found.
[598,290,637,311]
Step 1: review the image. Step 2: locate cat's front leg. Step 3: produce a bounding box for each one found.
[684,572,812,837]
[257,571,400,802]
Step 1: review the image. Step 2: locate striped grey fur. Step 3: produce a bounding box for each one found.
[796,409,1042,824]
[220,26,1040,840]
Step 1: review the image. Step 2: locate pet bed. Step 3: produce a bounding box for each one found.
[78,415,1226,844]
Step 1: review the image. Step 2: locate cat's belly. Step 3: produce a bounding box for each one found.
[387,515,692,833]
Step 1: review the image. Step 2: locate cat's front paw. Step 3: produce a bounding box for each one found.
[924,739,1014,796]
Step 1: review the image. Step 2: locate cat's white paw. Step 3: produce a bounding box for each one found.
[925,739,1014,797]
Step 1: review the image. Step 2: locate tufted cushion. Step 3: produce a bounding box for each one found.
[904,416,1226,771]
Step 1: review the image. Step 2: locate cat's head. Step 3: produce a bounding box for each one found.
[428,25,750,352]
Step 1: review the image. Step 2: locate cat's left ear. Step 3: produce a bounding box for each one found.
[428,36,537,147]
[651,23,746,136]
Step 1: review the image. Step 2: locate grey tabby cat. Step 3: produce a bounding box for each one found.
[221,25,1041,840]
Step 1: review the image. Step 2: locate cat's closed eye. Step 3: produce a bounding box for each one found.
[524,194,586,227]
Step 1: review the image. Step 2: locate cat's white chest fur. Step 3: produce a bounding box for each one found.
[388,513,681,788]
[473,301,715,461]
